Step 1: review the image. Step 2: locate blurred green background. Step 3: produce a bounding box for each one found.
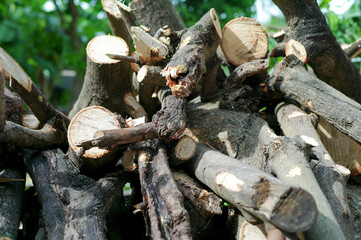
[0,0,359,113]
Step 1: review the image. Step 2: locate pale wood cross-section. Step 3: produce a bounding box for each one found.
[221,17,268,66]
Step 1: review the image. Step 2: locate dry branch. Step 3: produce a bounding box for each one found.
[342,38,361,59]
[267,55,361,175]
[25,149,130,240]
[272,0,361,103]
[69,35,147,119]
[275,102,353,239]
[220,17,268,66]
[161,8,222,98]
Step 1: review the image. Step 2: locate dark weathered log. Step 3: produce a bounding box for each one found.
[25,149,129,239]
[272,0,361,103]
[347,183,361,240]
[138,145,192,239]
[270,42,286,58]
[275,102,353,239]
[129,0,186,35]
[224,58,269,89]
[0,118,66,149]
[0,168,24,240]
[0,61,5,132]
[267,56,361,174]
[161,9,222,97]
[268,137,346,240]
[4,87,23,125]
[69,35,147,119]
[187,143,317,233]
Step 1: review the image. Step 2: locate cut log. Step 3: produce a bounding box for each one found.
[268,137,346,240]
[267,55,361,175]
[187,143,317,233]
[22,114,40,129]
[121,149,137,171]
[285,39,307,63]
[67,106,122,173]
[129,0,186,35]
[25,149,130,240]
[161,8,222,98]
[169,136,197,167]
[131,26,169,65]
[272,0,361,103]
[220,17,268,66]
[69,35,147,119]
[138,145,192,239]
[275,102,353,239]
[0,168,24,240]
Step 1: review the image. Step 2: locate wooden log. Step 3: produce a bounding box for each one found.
[22,114,40,129]
[285,39,307,63]
[101,0,132,48]
[67,106,123,174]
[220,17,268,66]
[129,0,186,35]
[169,136,197,167]
[0,61,5,132]
[161,8,222,98]
[0,168,24,240]
[268,137,346,240]
[4,87,23,125]
[267,55,361,175]
[342,38,361,59]
[272,0,361,103]
[25,149,130,240]
[69,35,147,119]
[138,146,192,239]
[347,183,361,240]
[0,48,69,128]
[187,143,317,233]
[275,102,353,239]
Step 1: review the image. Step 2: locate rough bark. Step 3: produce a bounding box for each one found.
[187,143,317,233]
[138,146,192,240]
[69,35,147,119]
[267,55,361,174]
[0,61,5,132]
[161,9,222,98]
[272,0,361,103]
[347,183,361,240]
[129,0,186,35]
[0,168,24,240]
[25,149,129,240]
[275,102,353,239]
[4,87,23,125]
[268,137,346,240]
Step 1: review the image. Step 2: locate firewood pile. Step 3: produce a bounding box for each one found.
[0,0,361,239]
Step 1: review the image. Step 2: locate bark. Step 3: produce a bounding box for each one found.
[69,35,147,119]
[138,146,192,240]
[161,9,222,98]
[0,61,5,132]
[347,183,361,240]
[4,87,23,125]
[129,0,186,35]
[187,143,317,233]
[272,0,361,103]
[267,55,361,174]
[25,149,130,240]
[268,137,346,240]
[0,168,24,240]
[275,102,353,239]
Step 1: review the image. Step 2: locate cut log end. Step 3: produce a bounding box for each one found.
[22,114,40,129]
[87,35,129,64]
[175,136,197,161]
[210,8,222,40]
[285,39,307,64]
[68,106,121,159]
[221,17,268,66]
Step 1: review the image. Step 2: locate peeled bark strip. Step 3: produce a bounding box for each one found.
[129,0,186,35]
[187,143,317,233]
[138,147,192,240]
[161,8,222,98]
[272,0,361,103]
[275,102,353,239]
[267,55,361,174]
[69,35,147,119]
[68,106,122,173]
[101,0,132,47]
[25,149,129,240]
[268,137,346,240]
[220,17,268,66]
[0,168,24,240]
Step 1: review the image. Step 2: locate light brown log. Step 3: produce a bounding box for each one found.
[69,35,147,119]
[275,102,353,239]
[121,149,137,171]
[220,17,268,66]
[68,106,122,173]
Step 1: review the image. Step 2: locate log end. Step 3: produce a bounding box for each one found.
[285,39,307,64]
